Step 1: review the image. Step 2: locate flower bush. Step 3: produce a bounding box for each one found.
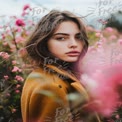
[0,5,35,122]
[87,24,122,122]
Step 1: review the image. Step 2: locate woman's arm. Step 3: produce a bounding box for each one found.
[29,85,71,121]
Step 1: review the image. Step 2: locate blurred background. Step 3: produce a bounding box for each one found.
[0,0,122,29]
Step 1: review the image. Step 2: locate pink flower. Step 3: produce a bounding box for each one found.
[0,52,10,59]
[12,60,17,65]
[25,31,30,35]
[4,75,9,80]
[15,90,20,93]
[3,42,8,46]
[16,84,21,88]
[118,39,122,45]
[15,27,22,32]
[23,4,30,11]
[105,27,113,32]
[115,114,120,119]
[12,66,22,72]
[21,11,28,16]
[78,42,122,117]
[15,19,25,26]
[12,108,16,113]
[6,93,10,97]
[95,32,101,37]
[15,75,24,82]
[15,36,25,43]
[98,19,108,25]
[2,33,6,39]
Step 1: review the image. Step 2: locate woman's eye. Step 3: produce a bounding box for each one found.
[56,37,65,41]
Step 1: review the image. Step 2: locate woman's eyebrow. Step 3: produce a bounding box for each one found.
[53,33,69,36]
[53,32,81,36]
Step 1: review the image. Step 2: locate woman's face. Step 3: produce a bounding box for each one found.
[47,21,84,62]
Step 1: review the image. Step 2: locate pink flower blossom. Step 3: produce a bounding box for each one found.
[0,52,10,59]
[23,4,30,11]
[118,39,122,45]
[77,42,122,117]
[15,19,25,26]
[15,90,20,93]
[16,84,21,88]
[3,42,8,46]
[2,33,6,39]
[21,11,27,16]
[95,32,101,37]
[25,31,30,35]
[4,75,9,80]
[15,75,24,82]
[6,93,10,97]
[15,36,25,43]
[16,27,22,32]
[12,66,22,72]
[105,27,113,32]
[115,114,120,119]
[12,108,17,113]
[12,60,17,65]
[98,19,108,25]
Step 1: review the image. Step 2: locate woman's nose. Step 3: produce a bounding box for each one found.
[68,38,77,48]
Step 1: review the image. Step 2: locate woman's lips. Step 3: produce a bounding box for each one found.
[66,51,80,56]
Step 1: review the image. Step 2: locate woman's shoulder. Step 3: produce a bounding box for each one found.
[26,67,52,81]
[23,67,61,90]
[22,67,68,98]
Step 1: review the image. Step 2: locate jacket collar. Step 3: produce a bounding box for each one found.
[46,64,89,99]
[46,64,80,83]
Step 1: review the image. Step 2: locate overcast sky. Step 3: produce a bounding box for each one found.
[0,0,96,17]
[0,0,121,28]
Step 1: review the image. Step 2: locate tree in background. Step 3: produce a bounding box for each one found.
[106,11,122,33]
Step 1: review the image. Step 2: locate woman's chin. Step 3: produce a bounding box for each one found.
[62,57,79,62]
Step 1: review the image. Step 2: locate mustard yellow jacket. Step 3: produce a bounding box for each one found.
[21,64,101,122]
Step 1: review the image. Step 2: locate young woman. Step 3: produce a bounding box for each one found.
[21,10,101,122]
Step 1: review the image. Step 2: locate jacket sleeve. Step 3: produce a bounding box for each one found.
[70,82,102,122]
[29,85,71,122]
[21,72,72,122]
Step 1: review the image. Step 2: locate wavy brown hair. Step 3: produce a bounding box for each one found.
[25,10,89,67]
